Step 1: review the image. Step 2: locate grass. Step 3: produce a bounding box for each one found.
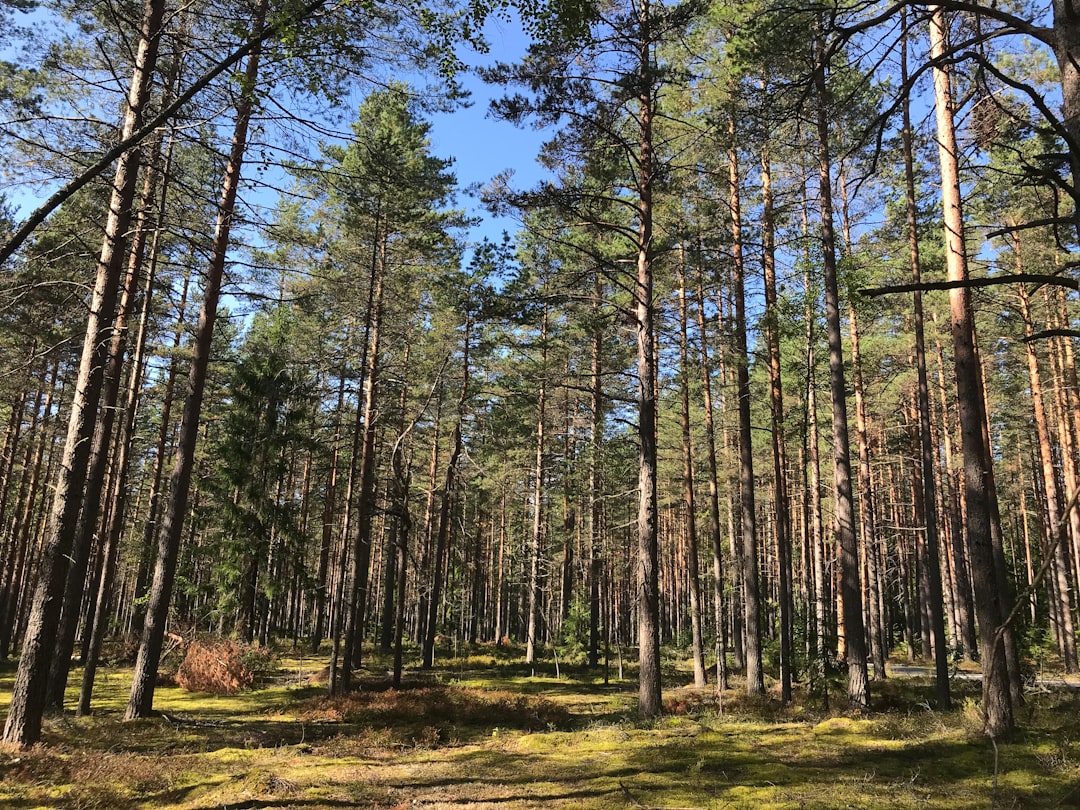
[1,645,1079,809]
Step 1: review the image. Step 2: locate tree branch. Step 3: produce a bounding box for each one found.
[859,273,1078,298]
[0,0,331,267]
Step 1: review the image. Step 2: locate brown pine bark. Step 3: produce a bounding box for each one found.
[342,228,388,676]
[900,21,952,705]
[589,273,604,670]
[125,0,266,719]
[80,153,172,713]
[678,266,706,687]
[838,171,887,684]
[3,0,165,746]
[814,29,869,710]
[1016,279,1077,671]
[761,147,794,701]
[422,312,472,669]
[526,303,548,666]
[633,0,661,718]
[729,128,763,697]
[695,276,728,689]
[929,5,1012,736]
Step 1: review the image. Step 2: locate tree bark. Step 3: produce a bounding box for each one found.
[125,0,266,719]
[761,147,793,701]
[901,19,952,704]
[814,29,869,710]
[678,264,706,687]
[728,130,763,697]
[929,5,1012,736]
[3,0,165,746]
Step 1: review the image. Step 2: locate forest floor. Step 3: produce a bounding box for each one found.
[1,644,1080,809]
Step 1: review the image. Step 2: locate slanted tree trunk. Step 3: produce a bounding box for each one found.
[929,5,1012,736]
[814,28,869,710]
[46,130,164,708]
[80,143,173,713]
[3,0,165,746]
[125,0,266,719]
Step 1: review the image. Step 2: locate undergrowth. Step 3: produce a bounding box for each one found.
[0,645,1078,808]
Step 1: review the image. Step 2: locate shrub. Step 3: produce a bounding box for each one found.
[175,638,274,694]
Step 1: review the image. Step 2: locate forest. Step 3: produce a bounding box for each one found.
[1,0,1080,800]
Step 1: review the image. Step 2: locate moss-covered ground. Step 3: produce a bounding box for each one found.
[1,645,1079,809]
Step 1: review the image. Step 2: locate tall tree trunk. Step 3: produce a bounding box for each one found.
[901,18,952,705]
[422,320,472,668]
[79,147,172,713]
[589,272,604,669]
[0,367,54,660]
[800,184,830,692]
[3,0,165,746]
[1016,278,1078,671]
[125,0,266,719]
[312,369,346,653]
[761,147,793,701]
[814,29,869,710]
[929,5,1012,736]
[678,264,706,687]
[46,126,165,708]
[696,275,728,690]
[526,303,548,666]
[729,127,763,697]
[633,0,661,718]
[837,171,888,684]
[343,228,387,676]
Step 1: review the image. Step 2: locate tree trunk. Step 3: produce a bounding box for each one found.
[814,29,869,710]
[343,228,387,676]
[728,131,763,697]
[633,0,661,718]
[901,19,952,705]
[761,146,793,701]
[125,0,265,719]
[589,273,604,669]
[678,264,706,687]
[929,5,1012,736]
[1016,278,1077,671]
[3,0,165,746]
[695,275,728,690]
[422,316,472,669]
[79,150,172,713]
[526,303,548,666]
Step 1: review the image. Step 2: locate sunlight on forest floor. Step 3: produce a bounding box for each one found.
[1,645,1079,809]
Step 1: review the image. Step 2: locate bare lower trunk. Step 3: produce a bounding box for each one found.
[814,29,868,710]
[3,0,164,746]
[678,266,706,687]
[929,6,1012,736]
[125,0,265,719]
[901,19,951,706]
[729,130,763,697]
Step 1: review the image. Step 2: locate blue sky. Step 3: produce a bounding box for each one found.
[426,17,551,248]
